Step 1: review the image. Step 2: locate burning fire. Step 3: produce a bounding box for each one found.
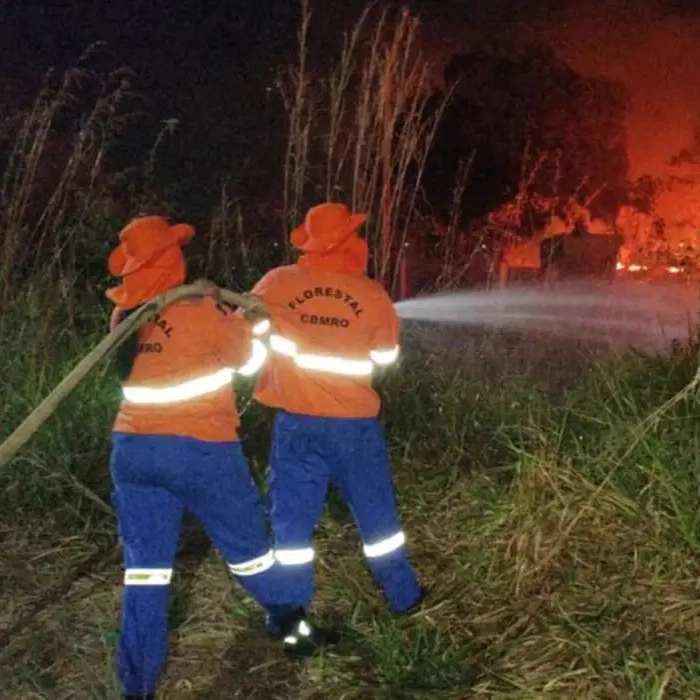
[616,261,681,274]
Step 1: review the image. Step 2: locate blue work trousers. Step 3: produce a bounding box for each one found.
[110,433,294,697]
[268,411,421,613]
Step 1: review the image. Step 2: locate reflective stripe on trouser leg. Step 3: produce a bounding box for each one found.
[328,416,422,612]
[363,531,406,559]
[124,568,173,586]
[275,547,315,566]
[227,549,276,577]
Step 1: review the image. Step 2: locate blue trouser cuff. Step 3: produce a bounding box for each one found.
[366,549,422,612]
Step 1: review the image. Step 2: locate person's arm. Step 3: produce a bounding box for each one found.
[216,307,269,377]
[369,289,401,368]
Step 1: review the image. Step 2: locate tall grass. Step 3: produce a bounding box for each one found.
[279,1,451,295]
[1,6,700,699]
[0,45,144,292]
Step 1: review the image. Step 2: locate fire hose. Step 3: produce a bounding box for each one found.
[0,280,269,470]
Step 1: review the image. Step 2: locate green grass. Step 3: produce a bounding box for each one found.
[2,275,700,699]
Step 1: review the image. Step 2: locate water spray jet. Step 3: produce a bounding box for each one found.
[394,279,700,352]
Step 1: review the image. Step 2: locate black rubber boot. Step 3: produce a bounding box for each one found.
[274,607,340,657]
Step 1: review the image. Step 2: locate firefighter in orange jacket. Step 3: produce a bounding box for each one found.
[249,203,426,628]
[106,216,331,700]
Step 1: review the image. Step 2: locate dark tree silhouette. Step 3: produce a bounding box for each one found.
[424,42,630,222]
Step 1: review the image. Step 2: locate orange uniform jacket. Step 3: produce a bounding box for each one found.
[113,297,253,442]
[251,264,400,419]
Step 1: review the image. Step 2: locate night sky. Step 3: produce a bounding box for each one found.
[3,1,298,81]
[0,0,582,146]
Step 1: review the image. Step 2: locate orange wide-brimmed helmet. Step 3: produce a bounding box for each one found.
[290,203,368,275]
[105,215,195,309]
